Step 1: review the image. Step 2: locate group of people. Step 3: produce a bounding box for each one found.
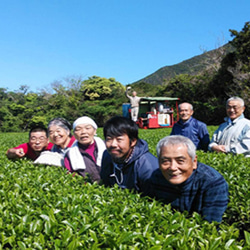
[171,96,250,157]
[6,96,250,224]
[126,85,250,155]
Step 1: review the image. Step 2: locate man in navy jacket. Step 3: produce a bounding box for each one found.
[101,116,158,196]
[151,135,229,223]
[171,102,210,151]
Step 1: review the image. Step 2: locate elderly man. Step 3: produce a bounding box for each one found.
[171,102,210,151]
[150,135,229,223]
[209,96,250,157]
[125,87,142,122]
[101,116,158,196]
[6,126,53,160]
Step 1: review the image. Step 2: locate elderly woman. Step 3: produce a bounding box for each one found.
[64,116,106,183]
[48,117,76,155]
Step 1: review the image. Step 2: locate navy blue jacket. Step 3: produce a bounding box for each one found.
[150,162,229,222]
[171,117,210,151]
[101,139,158,196]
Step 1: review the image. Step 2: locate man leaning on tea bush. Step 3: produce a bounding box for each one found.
[209,96,250,157]
[100,116,158,196]
[150,135,229,223]
[6,126,53,161]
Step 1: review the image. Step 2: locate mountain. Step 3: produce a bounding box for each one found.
[133,44,234,85]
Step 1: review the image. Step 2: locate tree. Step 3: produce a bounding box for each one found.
[213,21,250,118]
[19,85,29,95]
[80,76,125,101]
[230,21,250,68]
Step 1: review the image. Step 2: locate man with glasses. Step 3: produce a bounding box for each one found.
[209,96,250,157]
[101,116,158,196]
[6,126,53,160]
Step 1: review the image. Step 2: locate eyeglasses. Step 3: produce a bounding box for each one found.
[30,136,47,142]
[226,105,242,111]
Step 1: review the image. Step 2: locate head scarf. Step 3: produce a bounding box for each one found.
[73,116,98,131]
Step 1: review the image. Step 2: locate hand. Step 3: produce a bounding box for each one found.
[212,145,227,153]
[127,86,131,90]
[16,148,25,158]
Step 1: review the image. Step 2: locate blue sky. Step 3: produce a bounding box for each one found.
[0,0,249,92]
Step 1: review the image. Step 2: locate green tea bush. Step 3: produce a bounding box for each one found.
[0,129,249,249]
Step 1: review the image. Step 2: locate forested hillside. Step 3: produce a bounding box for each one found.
[0,21,250,131]
[133,43,234,86]
[132,21,250,125]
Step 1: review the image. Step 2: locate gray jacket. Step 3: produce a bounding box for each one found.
[209,114,250,157]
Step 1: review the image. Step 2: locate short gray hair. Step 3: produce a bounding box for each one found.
[156,135,196,161]
[178,102,193,111]
[48,117,72,135]
[226,96,244,107]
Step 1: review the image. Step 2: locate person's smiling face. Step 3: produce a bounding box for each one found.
[105,134,137,163]
[159,144,197,185]
[179,103,193,122]
[29,131,49,152]
[49,125,70,148]
[226,100,245,121]
[74,124,96,146]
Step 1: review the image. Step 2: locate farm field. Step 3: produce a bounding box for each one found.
[0,127,249,249]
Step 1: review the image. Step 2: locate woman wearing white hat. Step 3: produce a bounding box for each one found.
[64,116,106,183]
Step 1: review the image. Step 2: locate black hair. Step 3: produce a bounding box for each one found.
[103,116,138,141]
[29,126,48,138]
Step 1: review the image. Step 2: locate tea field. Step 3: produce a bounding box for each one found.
[0,128,249,249]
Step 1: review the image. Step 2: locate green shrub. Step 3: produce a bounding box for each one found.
[0,128,249,249]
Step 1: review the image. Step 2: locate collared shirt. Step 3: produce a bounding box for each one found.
[209,114,250,157]
[150,162,229,223]
[51,136,76,155]
[171,117,210,151]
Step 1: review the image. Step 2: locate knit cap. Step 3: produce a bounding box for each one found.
[73,116,98,131]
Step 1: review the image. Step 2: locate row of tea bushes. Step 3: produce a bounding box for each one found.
[0,130,249,249]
